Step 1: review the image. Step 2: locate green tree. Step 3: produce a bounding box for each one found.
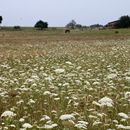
[90,24,103,28]
[116,15,130,28]
[75,24,82,28]
[66,20,76,29]
[34,20,48,30]
[0,16,3,24]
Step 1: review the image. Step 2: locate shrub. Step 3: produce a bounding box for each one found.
[115,31,119,34]
[13,26,21,30]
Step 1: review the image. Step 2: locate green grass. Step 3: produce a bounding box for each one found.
[0,29,130,130]
[1,26,130,35]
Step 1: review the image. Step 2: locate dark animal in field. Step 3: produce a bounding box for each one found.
[65,29,70,33]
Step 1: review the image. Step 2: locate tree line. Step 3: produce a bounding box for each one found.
[115,15,130,28]
[0,15,130,29]
[67,16,130,29]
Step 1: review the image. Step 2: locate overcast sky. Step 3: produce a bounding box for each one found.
[0,0,130,27]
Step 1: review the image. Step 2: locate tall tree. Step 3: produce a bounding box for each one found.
[34,20,48,30]
[66,20,76,29]
[116,15,130,28]
[0,16,3,24]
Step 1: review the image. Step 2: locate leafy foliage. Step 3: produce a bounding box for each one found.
[34,20,48,30]
[116,15,130,28]
[75,24,82,28]
[90,24,103,28]
[0,16,3,24]
[66,20,77,29]
[13,26,21,30]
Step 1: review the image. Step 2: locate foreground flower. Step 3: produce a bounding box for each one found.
[42,124,58,129]
[54,68,65,74]
[107,73,117,79]
[40,115,50,121]
[124,92,130,99]
[22,123,33,128]
[75,121,88,129]
[118,112,129,119]
[98,96,113,107]
[126,76,130,82]
[19,118,25,122]
[93,120,102,126]
[116,124,130,129]
[59,114,75,121]
[1,111,16,118]
[60,114,75,127]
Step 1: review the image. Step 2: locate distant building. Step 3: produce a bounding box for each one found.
[105,20,119,28]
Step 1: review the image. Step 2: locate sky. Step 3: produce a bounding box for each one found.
[0,0,130,27]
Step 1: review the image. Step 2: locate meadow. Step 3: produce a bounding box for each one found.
[0,28,130,130]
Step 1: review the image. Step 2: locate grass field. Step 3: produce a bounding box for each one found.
[0,28,130,130]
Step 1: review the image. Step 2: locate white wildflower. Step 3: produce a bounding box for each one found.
[40,120,58,129]
[27,99,35,105]
[126,76,130,82]
[45,76,54,81]
[93,121,102,126]
[113,120,118,124]
[75,124,87,129]
[19,128,26,130]
[22,123,32,128]
[3,127,8,130]
[17,99,24,105]
[31,75,39,81]
[9,124,16,128]
[76,66,82,70]
[88,115,98,119]
[40,115,50,121]
[43,91,51,96]
[63,83,69,87]
[121,119,127,122]
[60,114,75,121]
[75,121,88,129]
[54,97,60,101]
[98,96,113,107]
[118,112,129,119]
[75,80,82,85]
[93,81,100,86]
[19,118,25,122]
[124,92,130,99]
[1,111,16,118]
[116,124,130,129]
[43,124,58,129]
[54,68,65,74]
[77,121,88,125]
[66,61,72,65]
[107,73,117,79]
[62,120,75,127]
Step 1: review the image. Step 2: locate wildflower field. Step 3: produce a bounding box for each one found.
[0,29,130,130]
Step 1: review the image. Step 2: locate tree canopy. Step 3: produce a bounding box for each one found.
[90,24,103,28]
[34,20,48,30]
[116,15,130,28]
[66,20,77,29]
[0,16,3,24]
